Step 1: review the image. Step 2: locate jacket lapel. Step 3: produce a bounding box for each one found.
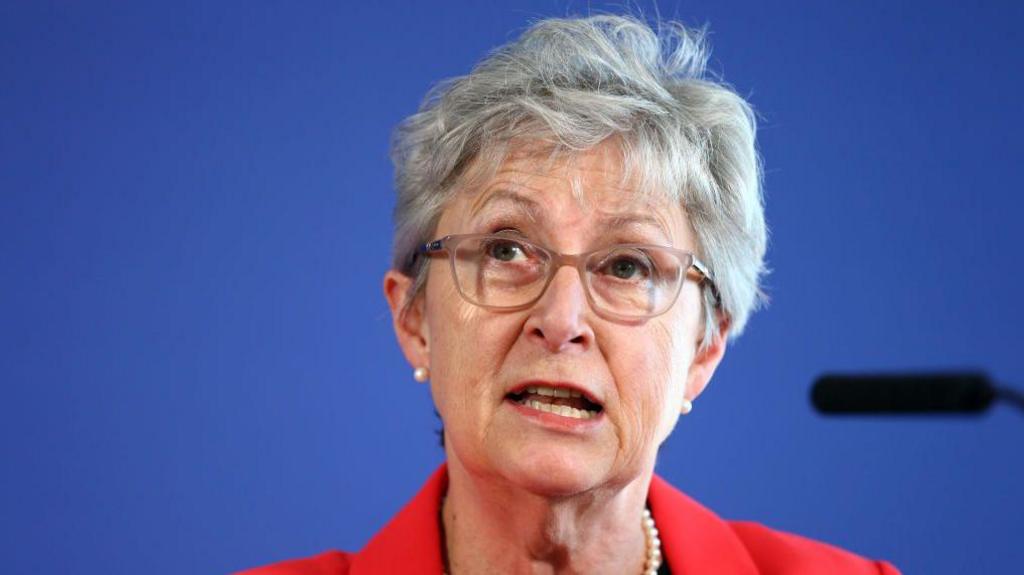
[648,474,759,574]
[348,466,448,574]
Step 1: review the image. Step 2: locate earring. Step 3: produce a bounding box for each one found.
[413,367,430,382]
[681,399,694,415]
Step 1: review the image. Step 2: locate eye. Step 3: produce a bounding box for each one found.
[484,238,528,262]
[609,258,640,279]
[596,250,654,280]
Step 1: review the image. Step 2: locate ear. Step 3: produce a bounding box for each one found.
[383,269,431,371]
[684,312,730,409]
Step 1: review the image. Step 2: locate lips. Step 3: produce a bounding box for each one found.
[505,382,604,417]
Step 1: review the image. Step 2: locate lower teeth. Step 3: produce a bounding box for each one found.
[522,398,597,420]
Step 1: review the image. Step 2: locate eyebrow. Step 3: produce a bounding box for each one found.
[601,213,669,235]
[469,188,672,242]
[469,188,543,222]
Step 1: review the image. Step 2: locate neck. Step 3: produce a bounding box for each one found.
[441,454,654,575]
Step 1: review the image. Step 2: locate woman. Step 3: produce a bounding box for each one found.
[240,14,899,574]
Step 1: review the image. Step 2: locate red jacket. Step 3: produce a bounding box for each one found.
[237,464,899,574]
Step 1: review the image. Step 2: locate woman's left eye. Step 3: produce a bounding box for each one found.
[601,255,651,280]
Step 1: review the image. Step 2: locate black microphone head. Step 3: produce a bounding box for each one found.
[812,372,995,414]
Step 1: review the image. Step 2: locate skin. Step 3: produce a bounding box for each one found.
[384,141,730,574]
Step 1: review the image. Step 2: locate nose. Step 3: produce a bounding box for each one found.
[523,265,594,353]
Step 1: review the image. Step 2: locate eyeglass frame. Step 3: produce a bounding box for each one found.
[416,233,721,321]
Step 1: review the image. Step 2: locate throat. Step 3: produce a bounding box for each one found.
[442,486,654,575]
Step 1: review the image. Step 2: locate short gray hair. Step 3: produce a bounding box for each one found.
[390,14,768,347]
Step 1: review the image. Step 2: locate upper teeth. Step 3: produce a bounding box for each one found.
[527,386,582,399]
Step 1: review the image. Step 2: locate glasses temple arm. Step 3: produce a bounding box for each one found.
[690,258,723,308]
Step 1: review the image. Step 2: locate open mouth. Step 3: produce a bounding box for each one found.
[506,385,604,420]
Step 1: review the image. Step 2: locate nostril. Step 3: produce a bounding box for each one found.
[570,335,585,344]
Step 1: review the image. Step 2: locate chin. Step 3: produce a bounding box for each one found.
[498,444,609,498]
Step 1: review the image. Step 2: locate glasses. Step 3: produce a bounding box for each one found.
[417,233,719,321]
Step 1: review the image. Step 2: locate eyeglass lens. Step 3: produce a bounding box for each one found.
[450,236,687,318]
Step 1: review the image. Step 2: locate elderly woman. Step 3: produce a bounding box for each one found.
[241,14,899,575]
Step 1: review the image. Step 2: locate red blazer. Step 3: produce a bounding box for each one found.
[237,464,899,574]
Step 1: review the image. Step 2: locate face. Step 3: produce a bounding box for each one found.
[386,142,727,497]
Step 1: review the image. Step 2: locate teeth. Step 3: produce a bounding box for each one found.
[526,386,586,400]
[523,399,598,420]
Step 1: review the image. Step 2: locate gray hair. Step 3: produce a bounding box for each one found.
[390,14,768,347]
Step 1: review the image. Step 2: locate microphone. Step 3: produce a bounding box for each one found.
[811,372,1000,414]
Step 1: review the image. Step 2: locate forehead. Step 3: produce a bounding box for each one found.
[472,142,659,206]
[442,141,692,244]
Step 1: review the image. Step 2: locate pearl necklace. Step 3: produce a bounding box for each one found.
[642,507,663,574]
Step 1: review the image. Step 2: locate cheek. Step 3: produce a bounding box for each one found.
[658,321,696,439]
[425,278,518,422]
[426,269,479,358]
[614,316,695,448]
[648,321,690,429]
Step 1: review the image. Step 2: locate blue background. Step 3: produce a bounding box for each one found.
[2,1,1022,573]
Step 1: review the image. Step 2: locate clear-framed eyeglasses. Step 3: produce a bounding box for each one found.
[417,233,720,321]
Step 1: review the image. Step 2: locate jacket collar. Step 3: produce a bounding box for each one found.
[647,473,758,574]
[350,464,757,574]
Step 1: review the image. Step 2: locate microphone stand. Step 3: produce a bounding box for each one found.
[811,372,1024,415]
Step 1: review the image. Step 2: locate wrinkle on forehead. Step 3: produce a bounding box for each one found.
[458,172,689,253]
[431,138,699,254]
[467,187,681,248]
[455,138,674,214]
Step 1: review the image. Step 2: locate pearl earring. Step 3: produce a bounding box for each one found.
[681,399,694,414]
[413,367,430,382]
